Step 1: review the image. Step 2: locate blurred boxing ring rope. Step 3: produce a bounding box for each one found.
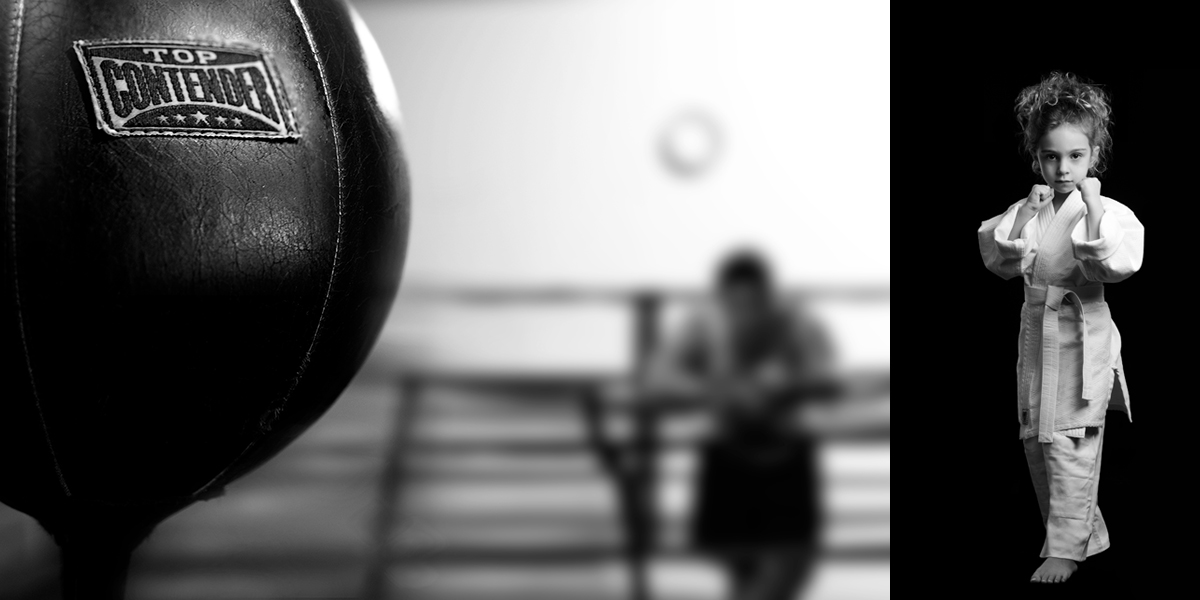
[365,284,890,600]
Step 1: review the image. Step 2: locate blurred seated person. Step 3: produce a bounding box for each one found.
[644,249,838,600]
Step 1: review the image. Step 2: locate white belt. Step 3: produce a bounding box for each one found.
[1024,284,1104,443]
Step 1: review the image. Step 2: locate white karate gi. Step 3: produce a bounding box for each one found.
[978,189,1144,561]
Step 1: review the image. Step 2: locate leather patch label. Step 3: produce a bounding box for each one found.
[73,40,299,140]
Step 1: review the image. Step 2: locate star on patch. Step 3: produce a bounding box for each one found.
[231,117,243,127]
[215,116,228,125]
[172,114,186,123]
[156,115,169,123]
[190,111,209,125]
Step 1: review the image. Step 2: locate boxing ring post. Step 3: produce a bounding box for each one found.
[622,292,665,600]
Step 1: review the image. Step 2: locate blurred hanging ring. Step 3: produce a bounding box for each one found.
[658,107,724,179]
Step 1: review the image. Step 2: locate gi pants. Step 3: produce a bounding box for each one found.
[1022,425,1109,561]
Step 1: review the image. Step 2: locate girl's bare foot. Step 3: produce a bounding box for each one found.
[1030,557,1077,583]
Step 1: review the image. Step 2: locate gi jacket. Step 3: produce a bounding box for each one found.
[978,191,1143,442]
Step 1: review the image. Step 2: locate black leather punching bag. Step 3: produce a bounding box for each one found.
[0,0,409,597]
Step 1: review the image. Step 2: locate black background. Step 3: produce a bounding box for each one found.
[896,61,1194,595]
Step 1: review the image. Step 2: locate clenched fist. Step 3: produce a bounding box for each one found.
[1022,184,1054,214]
[1078,177,1102,204]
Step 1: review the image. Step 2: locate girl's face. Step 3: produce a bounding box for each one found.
[1037,124,1099,195]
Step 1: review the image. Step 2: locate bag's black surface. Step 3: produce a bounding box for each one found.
[0,0,409,548]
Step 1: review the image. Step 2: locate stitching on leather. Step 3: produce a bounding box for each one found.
[191,0,347,500]
[6,0,72,496]
[275,0,346,423]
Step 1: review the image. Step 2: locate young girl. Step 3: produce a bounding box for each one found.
[978,72,1144,584]
[644,250,839,600]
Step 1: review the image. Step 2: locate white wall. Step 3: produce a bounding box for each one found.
[352,0,890,289]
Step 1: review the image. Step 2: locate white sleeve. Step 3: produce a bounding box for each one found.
[1071,198,1144,283]
[979,201,1038,280]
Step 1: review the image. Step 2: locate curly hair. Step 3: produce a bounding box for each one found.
[1014,71,1113,175]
